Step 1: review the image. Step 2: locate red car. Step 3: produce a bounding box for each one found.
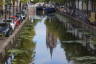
[10,16,21,26]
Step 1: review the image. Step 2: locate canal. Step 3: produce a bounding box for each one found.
[5,14,96,64]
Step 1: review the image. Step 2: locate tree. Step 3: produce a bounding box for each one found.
[19,0,29,12]
[20,0,30,3]
[12,0,16,15]
[0,0,4,16]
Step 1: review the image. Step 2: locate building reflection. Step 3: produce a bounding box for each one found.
[46,30,57,58]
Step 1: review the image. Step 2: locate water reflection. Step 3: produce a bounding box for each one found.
[33,17,68,64]
[46,30,57,58]
[45,16,96,64]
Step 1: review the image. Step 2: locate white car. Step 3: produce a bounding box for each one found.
[10,21,16,30]
[21,14,26,20]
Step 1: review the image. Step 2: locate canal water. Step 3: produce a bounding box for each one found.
[31,15,96,64]
[31,16,69,64]
[5,15,96,64]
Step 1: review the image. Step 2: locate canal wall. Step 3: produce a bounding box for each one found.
[0,17,29,63]
[55,13,96,53]
[56,12,96,36]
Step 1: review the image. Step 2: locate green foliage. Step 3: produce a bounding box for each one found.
[8,20,36,64]
[33,0,66,3]
[20,0,30,3]
[0,0,11,6]
[8,49,25,55]
[5,0,11,5]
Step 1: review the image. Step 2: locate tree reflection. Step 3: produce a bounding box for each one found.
[46,29,57,58]
[45,15,96,64]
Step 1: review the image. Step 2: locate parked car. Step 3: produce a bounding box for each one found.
[2,18,15,31]
[2,16,21,30]
[10,16,21,26]
[0,22,12,37]
[16,12,26,21]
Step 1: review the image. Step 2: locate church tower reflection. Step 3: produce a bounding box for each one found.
[46,30,57,58]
